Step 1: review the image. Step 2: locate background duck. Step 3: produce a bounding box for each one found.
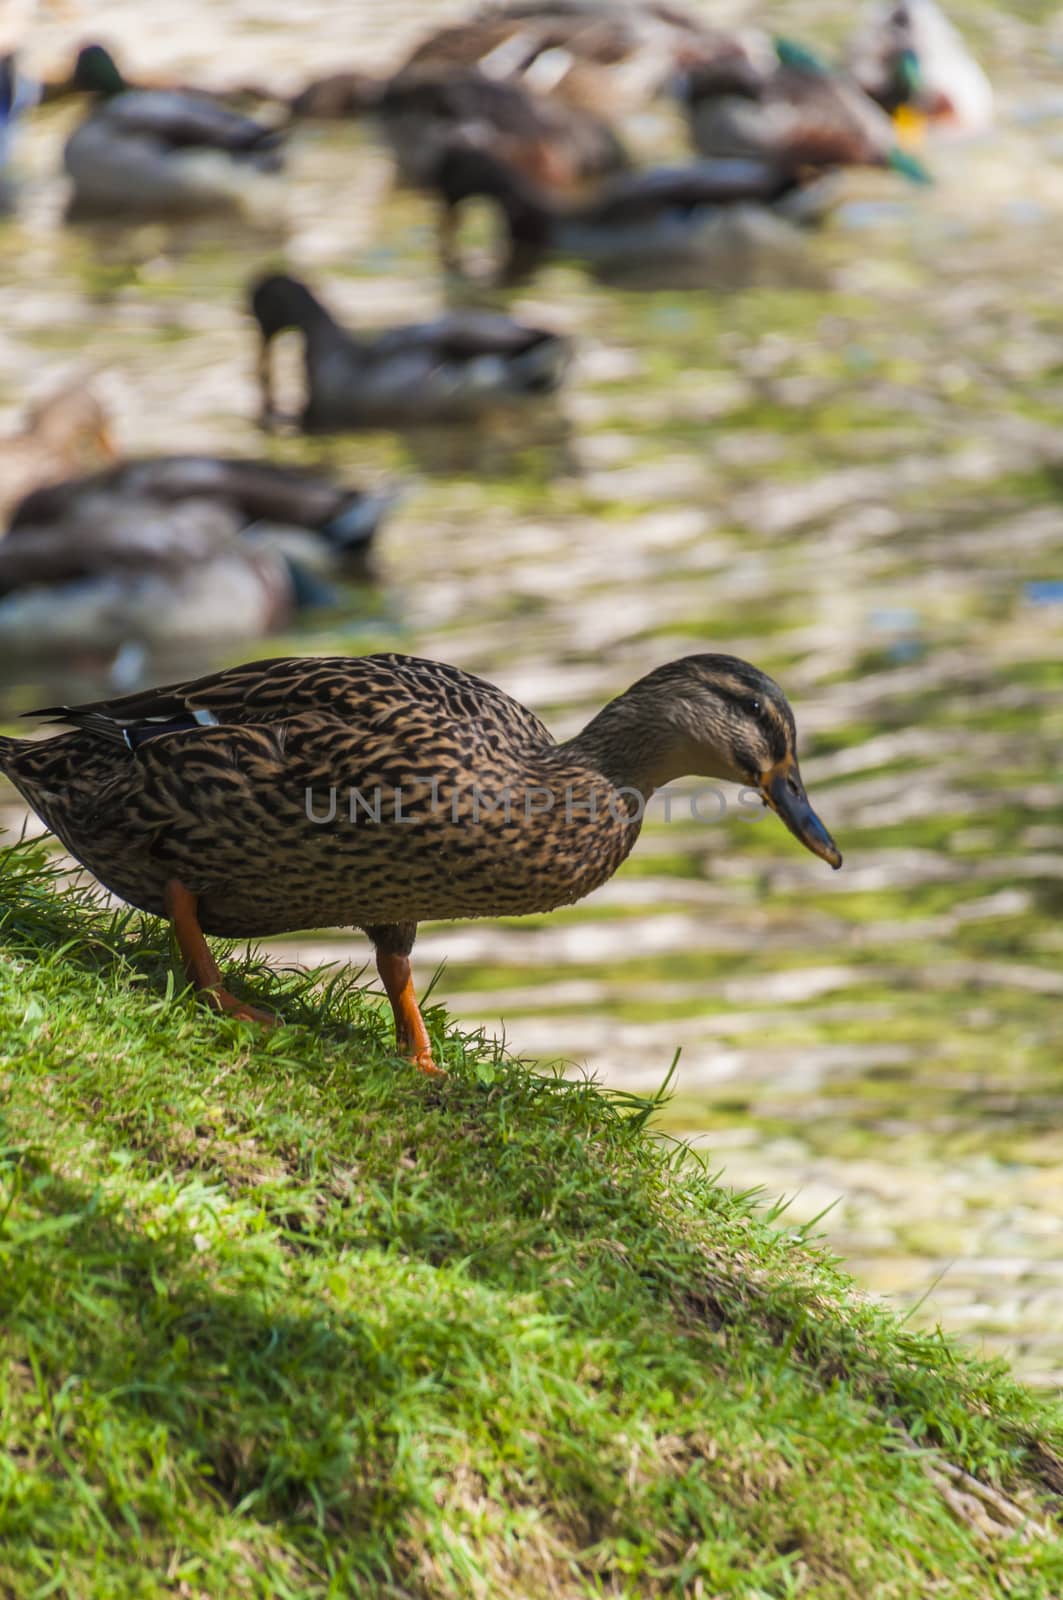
[63,43,286,220]
[370,66,629,192]
[248,272,571,432]
[846,0,993,137]
[0,379,115,523]
[0,37,37,210]
[0,651,841,1071]
[7,455,398,579]
[682,37,933,184]
[0,494,295,666]
[400,0,713,117]
[430,143,817,288]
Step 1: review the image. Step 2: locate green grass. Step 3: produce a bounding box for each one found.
[2,839,1063,1599]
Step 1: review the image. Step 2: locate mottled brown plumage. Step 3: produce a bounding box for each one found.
[0,651,841,1071]
[402,1,712,117]
[374,67,628,191]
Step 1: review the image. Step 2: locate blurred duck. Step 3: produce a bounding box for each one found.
[1,45,38,205]
[400,0,715,117]
[368,67,628,191]
[0,380,116,523]
[430,143,812,286]
[63,44,285,220]
[0,498,292,661]
[847,0,993,137]
[682,38,932,183]
[289,69,382,119]
[249,272,570,431]
[9,456,396,576]
[0,456,391,660]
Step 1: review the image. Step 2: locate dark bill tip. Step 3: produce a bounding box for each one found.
[762,760,843,870]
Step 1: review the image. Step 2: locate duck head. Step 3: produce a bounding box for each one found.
[249,272,329,340]
[431,143,553,281]
[248,273,335,423]
[73,44,127,98]
[574,654,842,868]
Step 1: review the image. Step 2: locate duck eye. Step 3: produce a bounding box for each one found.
[746,698,763,719]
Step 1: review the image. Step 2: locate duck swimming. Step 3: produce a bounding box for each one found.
[0,456,393,661]
[0,651,841,1073]
[847,0,993,136]
[681,38,932,183]
[10,455,396,572]
[63,44,285,220]
[249,272,570,431]
[430,143,808,286]
[0,493,293,661]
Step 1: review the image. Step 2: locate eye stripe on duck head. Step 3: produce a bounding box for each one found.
[568,653,799,793]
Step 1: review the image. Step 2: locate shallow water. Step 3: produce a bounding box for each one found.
[2,0,1063,1382]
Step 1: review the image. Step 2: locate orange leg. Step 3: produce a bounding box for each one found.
[375,950,442,1076]
[164,879,278,1027]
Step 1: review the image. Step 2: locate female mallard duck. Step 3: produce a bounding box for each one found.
[63,44,285,220]
[431,143,809,286]
[846,0,993,137]
[403,1,714,117]
[249,272,570,431]
[0,457,392,660]
[681,37,931,183]
[0,379,115,523]
[0,652,841,1072]
[369,67,628,191]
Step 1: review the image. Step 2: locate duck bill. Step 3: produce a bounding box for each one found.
[759,756,842,869]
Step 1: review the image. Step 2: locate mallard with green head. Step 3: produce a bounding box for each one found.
[430,143,811,286]
[0,651,841,1073]
[63,43,285,220]
[249,272,570,431]
[681,37,932,184]
[846,0,993,137]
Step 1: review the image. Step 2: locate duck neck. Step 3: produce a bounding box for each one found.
[455,163,555,280]
[557,688,699,800]
[76,50,127,98]
[295,293,347,352]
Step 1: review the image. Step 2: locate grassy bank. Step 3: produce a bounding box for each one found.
[1,839,1061,1599]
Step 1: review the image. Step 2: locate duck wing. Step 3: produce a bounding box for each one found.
[371,311,565,364]
[582,156,796,224]
[26,652,554,753]
[101,89,283,155]
[9,457,376,537]
[764,65,896,165]
[0,500,239,594]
